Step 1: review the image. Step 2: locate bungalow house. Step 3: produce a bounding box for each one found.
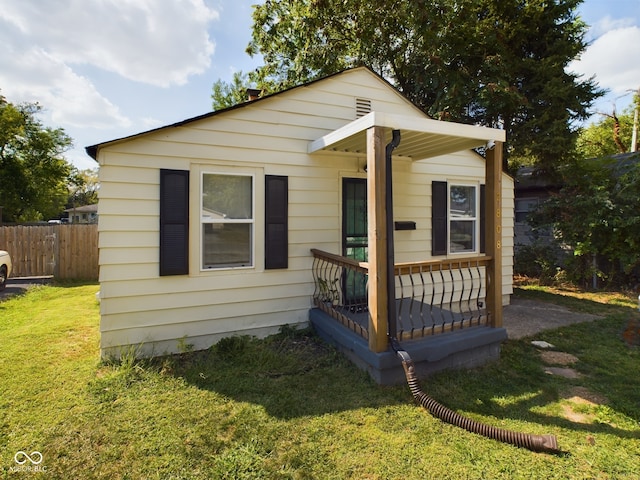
[65,203,99,224]
[86,67,514,384]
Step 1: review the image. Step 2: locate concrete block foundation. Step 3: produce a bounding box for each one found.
[309,308,508,385]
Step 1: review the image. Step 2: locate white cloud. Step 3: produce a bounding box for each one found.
[0,0,220,139]
[0,43,132,130]
[570,24,640,96]
[585,15,636,40]
[0,0,219,87]
[140,117,165,129]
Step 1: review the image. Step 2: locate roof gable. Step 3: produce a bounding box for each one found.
[85,67,423,160]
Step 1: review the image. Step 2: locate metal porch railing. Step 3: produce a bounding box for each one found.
[311,249,492,342]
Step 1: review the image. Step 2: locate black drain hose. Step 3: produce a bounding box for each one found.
[393,345,559,453]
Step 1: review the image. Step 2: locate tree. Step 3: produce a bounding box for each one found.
[67,168,99,208]
[212,71,256,111]
[0,94,74,222]
[576,101,637,159]
[214,0,603,175]
[532,153,640,285]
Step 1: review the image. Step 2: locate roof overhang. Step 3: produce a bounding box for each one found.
[308,112,506,160]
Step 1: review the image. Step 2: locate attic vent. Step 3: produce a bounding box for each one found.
[355,98,372,118]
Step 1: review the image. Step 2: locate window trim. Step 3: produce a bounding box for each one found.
[200,171,255,271]
[447,182,480,255]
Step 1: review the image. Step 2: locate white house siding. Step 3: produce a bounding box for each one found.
[96,68,514,358]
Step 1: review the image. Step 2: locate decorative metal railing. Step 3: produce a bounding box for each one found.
[393,257,491,340]
[311,249,370,339]
[311,249,492,342]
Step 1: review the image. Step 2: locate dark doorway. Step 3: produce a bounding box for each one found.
[342,178,368,304]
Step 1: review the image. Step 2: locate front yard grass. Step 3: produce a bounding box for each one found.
[1,283,639,479]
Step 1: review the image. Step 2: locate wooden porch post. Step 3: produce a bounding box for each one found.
[366,126,389,353]
[485,142,503,328]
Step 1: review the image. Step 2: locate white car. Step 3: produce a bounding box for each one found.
[0,250,12,291]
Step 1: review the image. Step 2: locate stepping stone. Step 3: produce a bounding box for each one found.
[544,367,582,379]
[539,351,579,365]
[531,340,555,349]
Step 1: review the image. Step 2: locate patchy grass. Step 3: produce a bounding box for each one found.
[514,282,637,315]
[1,283,639,479]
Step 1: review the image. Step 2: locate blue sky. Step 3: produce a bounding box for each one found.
[1,0,638,171]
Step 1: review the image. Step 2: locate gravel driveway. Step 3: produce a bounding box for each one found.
[0,277,52,301]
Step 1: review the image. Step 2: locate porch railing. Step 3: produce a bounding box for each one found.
[311,249,370,340]
[311,249,492,342]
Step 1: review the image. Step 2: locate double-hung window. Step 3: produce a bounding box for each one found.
[201,172,254,269]
[449,184,478,254]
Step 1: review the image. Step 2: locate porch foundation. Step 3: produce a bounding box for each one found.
[310,308,507,385]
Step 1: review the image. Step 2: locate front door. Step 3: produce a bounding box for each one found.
[342,178,368,304]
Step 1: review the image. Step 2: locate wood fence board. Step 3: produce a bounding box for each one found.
[0,224,98,280]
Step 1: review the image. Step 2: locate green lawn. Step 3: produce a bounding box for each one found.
[1,283,639,479]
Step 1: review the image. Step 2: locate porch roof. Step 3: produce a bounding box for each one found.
[308,112,506,160]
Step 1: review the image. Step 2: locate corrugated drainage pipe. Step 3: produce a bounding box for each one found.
[393,345,559,453]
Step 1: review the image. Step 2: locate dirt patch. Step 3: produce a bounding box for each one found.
[539,350,579,365]
[559,386,608,424]
[561,386,608,405]
[503,297,601,339]
[622,317,640,346]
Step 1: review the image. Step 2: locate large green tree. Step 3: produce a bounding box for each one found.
[67,168,99,209]
[576,100,638,159]
[0,94,74,222]
[214,0,602,175]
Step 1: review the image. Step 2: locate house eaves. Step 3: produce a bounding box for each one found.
[309,111,506,160]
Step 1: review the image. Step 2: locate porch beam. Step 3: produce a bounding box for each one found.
[366,126,389,353]
[485,142,503,328]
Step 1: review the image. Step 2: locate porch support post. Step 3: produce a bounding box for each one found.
[366,126,389,353]
[485,142,503,328]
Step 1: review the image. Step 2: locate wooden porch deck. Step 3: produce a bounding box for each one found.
[333,299,480,334]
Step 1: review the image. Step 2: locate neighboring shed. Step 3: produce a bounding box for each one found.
[87,67,514,383]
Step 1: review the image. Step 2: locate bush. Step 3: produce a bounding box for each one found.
[514,242,564,285]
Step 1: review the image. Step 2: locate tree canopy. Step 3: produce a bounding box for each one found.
[0,94,74,223]
[68,168,99,209]
[214,0,603,175]
[576,99,638,159]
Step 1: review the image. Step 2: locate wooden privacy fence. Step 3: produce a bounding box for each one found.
[0,224,98,280]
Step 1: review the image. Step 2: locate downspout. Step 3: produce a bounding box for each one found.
[385,133,559,453]
[385,130,401,339]
[392,343,559,453]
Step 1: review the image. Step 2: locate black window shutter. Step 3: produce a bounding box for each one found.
[431,181,448,256]
[160,169,189,276]
[480,184,486,254]
[265,175,288,269]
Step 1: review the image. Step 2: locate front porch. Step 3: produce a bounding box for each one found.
[307,112,508,385]
[310,249,507,384]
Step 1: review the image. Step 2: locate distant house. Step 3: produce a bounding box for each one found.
[513,167,561,248]
[65,204,98,224]
[514,152,640,249]
[86,67,513,384]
